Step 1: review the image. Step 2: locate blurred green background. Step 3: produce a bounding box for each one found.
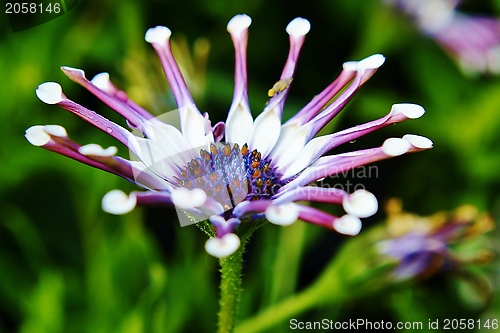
[1,0,500,332]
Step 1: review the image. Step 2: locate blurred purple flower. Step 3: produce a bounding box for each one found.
[25,15,432,258]
[380,199,494,280]
[388,0,500,74]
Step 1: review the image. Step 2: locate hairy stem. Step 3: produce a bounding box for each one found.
[217,244,245,333]
[216,218,267,333]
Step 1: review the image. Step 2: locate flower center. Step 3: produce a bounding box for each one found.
[174,143,284,214]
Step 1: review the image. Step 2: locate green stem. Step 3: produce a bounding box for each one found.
[216,218,268,333]
[217,244,245,333]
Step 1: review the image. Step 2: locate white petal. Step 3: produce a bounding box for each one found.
[342,190,378,218]
[268,123,296,159]
[249,108,282,158]
[140,119,191,156]
[225,104,254,146]
[171,188,207,210]
[91,72,112,92]
[36,82,63,104]
[402,134,433,149]
[280,132,328,178]
[227,14,252,35]
[286,18,310,37]
[61,66,86,78]
[382,138,412,156]
[205,233,241,258]
[357,54,386,72]
[102,190,137,215]
[145,26,172,44]
[333,214,362,236]
[79,144,118,157]
[180,105,210,148]
[265,203,299,226]
[129,136,180,181]
[25,126,50,146]
[270,123,309,172]
[391,103,425,119]
[343,61,359,71]
[43,125,67,137]
[128,160,171,191]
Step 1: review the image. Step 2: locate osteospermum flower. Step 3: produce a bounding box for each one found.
[387,0,500,74]
[379,199,494,280]
[25,14,432,258]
